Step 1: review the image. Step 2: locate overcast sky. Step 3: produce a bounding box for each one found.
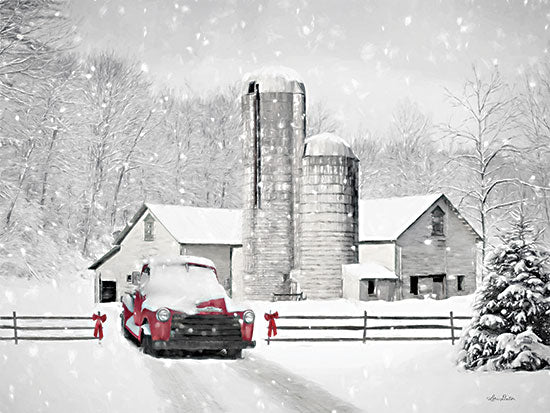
[69,0,550,133]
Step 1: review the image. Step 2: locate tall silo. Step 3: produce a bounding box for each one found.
[241,68,306,300]
[297,133,359,299]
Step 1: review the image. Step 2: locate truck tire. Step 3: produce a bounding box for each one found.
[227,349,242,359]
[142,334,160,357]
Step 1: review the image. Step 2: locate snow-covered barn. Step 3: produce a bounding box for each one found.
[89,193,480,303]
[89,204,242,303]
[342,193,481,301]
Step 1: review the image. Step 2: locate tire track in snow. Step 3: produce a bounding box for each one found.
[228,355,362,413]
[145,353,361,412]
[145,355,290,412]
[145,356,225,412]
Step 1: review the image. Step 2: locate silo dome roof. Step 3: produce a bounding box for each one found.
[242,66,305,94]
[304,133,357,159]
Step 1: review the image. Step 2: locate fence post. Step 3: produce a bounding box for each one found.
[267,311,271,346]
[363,311,367,344]
[13,311,18,345]
[450,311,455,345]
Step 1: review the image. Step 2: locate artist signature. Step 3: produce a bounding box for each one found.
[487,394,515,402]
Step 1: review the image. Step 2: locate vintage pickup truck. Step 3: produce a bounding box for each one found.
[121,256,255,358]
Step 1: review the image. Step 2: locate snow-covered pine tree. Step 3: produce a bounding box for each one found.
[457,210,550,371]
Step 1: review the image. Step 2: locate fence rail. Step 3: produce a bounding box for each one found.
[0,311,99,344]
[266,311,472,345]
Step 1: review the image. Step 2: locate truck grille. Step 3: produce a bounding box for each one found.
[170,314,243,341]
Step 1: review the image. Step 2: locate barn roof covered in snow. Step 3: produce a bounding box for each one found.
[89,193,480,270]
[304,133,357,159]
[144,204,242,245]
[132,204,242,245]
[89,204,242,270]
[358,193,481,242]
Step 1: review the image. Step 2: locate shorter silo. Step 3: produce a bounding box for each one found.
[296,133,359,299]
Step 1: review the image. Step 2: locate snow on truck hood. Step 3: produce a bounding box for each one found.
[140,262,232,314]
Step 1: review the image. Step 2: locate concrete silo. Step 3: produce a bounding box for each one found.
[296,133,359,299]
[241,68,306,300]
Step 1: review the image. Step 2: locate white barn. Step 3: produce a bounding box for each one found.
[89,204,242,303]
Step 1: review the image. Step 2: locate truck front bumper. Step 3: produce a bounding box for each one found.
[152,339,256,351]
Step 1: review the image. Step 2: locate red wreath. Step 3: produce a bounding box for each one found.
[93,312,107,340]
[264,312,279,337]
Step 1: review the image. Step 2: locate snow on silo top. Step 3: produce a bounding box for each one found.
[304,133,357,159]
[242,66,305,94]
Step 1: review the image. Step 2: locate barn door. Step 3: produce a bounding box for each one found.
[432,275,445,299]
[100,280,117,303]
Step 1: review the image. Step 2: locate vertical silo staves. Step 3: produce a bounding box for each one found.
[297,133,359,299]
[241,69,306,300]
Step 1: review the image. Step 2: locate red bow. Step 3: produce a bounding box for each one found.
[93,313,107,340]
[264,312,279,337]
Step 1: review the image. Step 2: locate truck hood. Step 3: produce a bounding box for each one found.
[140,263,232,314]
[142,294,231,315]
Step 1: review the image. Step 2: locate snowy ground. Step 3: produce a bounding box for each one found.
[1,276,549,412]
[247,298,550,413]
[0,275,163,413]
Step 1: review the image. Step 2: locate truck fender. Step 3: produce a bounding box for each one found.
[141,322,151,336]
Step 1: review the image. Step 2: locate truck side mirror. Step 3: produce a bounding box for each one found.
[138,266,151,291]
[131,271,141,286]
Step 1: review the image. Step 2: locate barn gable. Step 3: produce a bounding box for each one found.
[358,194,481,242]
[89,204,242,270]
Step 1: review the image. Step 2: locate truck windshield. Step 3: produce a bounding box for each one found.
[141,263,228,313]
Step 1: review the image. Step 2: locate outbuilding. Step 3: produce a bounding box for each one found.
[89,204,242,303]
[342,193,481,301]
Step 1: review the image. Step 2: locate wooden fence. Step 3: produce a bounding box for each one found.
[0,311,100,344]
[266,311,472,345]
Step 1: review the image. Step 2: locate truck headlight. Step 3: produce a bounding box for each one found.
[156,308,171,322]
[243,310,255,324]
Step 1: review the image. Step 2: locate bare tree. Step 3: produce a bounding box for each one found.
[519,63,550,235]
[159,90,201,205]
[79,51,152,255]
[197,86,242,208]
[0,0,75,226]
[442,67,521,268]
[307,101,342,136]
[384,99,445,195]
[355,100,447,199]
[349,129,382,197]
[0,0,73,104]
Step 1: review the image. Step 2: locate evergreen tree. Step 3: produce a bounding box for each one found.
[457,210,550,371]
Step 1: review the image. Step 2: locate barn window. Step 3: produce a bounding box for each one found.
[457,275,465,291]
[431,206,445,236]
[367,280,376,295]
[410,276,419,295]
[144,214,154,241]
